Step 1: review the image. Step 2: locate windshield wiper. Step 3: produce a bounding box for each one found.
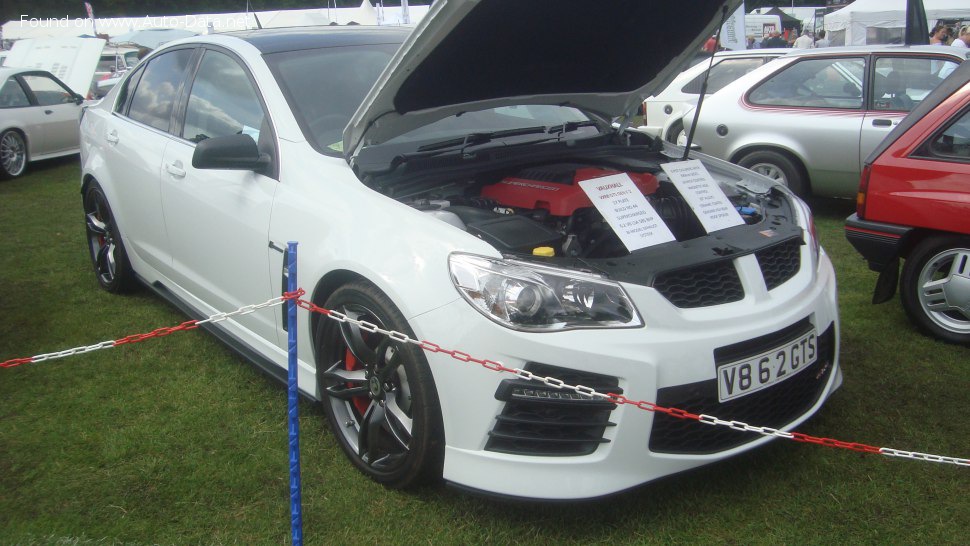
[546,120,599,139]
[414,125,549,153]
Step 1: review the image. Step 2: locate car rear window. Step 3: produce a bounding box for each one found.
[748,57,865,109]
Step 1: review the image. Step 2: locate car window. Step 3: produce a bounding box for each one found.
[0,77,30,108]
[927,107,970,161]
[182,50,266,144]
[265,44,400,155]
[872,56,958,112]
[681,58,770,95]
[127,48,194,133]
[748,57,865,109]
[21,74,74,106]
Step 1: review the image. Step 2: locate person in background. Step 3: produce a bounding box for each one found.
[793,29,814,49]
[930,25,950,45]
[951,26,969,48]
[703,35,718,53]
[763,31,788,48]
[815,29,830,48]
[747,35,760,49]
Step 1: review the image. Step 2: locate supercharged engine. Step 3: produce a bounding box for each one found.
[404,162,764,259]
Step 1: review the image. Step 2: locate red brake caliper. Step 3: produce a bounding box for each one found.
[345,348,370,415]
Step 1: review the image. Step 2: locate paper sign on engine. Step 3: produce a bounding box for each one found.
[578,174,675,252]
[661,160,744,233]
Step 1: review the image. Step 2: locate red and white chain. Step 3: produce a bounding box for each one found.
[0,292,302,368]
[297,298,970,467]
[3,291,966,467]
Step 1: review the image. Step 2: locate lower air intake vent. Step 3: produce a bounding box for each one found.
[653,260,744,308]
[649,321,835,455]
[486,363,621,457]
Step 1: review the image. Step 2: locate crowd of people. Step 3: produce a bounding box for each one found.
[732,23,970,51]
[931,24,970,48]
[742,29,830,50]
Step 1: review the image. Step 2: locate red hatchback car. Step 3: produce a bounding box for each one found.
[846,60,970,345]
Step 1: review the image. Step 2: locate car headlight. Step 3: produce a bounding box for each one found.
[449,253,643,331]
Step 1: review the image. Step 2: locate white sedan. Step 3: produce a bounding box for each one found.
[79,0,840,500]
[0,67,86,178]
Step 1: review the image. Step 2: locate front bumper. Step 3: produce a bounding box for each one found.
[410,245,841,500]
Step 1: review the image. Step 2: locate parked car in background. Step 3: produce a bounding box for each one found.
[639,49,785,143]
[79,0,841,500]
[683,46,969,198]
[845,60,970,345]
[0,67,86,178]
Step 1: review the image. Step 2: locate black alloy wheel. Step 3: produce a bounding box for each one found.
[83,182,137,292]
[316,281,444,488]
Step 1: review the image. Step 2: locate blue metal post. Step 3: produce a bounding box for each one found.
[286,241,303,546]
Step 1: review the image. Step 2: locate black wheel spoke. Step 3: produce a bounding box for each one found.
[322,361,369,400]
[96,244,112,276]
[383,396,412,451]
[358,400,384,464]
[85,212,108,237]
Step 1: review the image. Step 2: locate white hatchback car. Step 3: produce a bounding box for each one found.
[79,0,840,500]
[639,49,785,143]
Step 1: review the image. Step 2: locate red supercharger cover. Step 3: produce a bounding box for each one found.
[480,168,659,217]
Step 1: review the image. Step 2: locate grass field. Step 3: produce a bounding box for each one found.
[1,158,967,545]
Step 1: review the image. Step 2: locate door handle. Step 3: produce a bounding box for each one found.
[105,130,119,144]
[166,161,186,178]
[872,119,893,127]
[44,109,53,115]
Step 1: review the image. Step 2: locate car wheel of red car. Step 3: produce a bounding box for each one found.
[315,281,445,487]
[738,150,807,197]
[900,236,970,345]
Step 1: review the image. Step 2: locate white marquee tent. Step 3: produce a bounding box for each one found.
[824,0,970,46]
[1,2,429,42]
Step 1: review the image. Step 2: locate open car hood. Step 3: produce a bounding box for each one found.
[5,37,106,97]
[344,0,740,156]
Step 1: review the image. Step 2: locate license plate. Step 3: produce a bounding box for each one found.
[717,330,818,402]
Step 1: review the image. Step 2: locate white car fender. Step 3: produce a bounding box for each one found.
[267,150,498,322]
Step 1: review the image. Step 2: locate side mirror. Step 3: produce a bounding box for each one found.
[74,94,84,105]
[192,134,271,171]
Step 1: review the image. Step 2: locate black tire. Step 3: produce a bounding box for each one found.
[315,281,444,488]
[665,120,684,145]
[900,236,970,345]
[0,129,27,179]
[83,181,138,293]
[737,149,808,197]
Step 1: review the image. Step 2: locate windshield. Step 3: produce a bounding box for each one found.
[384,105,595,145]
[266,43,602,159]
[265,43,401,155]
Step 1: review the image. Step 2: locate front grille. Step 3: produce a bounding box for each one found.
[653,260,744,308]
[756,238,802,290]
[486,363,621,457]
[649,321,835,455]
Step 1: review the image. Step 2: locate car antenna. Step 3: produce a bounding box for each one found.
[246,0,263,29]
[682,5,729,162]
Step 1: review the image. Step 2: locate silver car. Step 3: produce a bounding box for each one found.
[0,67,86,178]
[639,49,784,143]
[683,46,969,198]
